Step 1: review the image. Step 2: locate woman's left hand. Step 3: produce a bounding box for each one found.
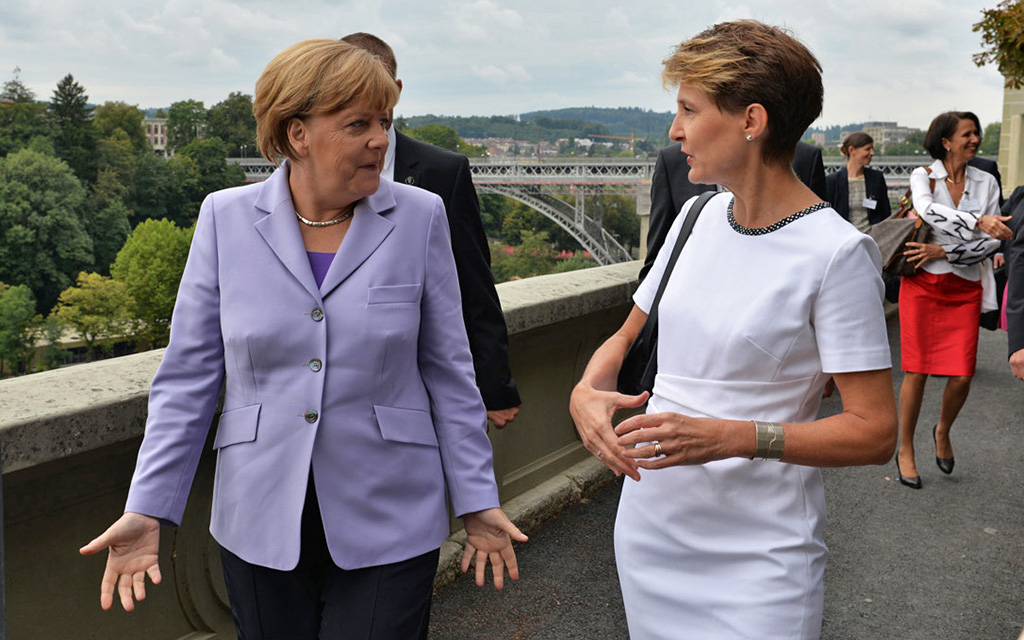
[977,214,1013,241]
[461,508,528,590]
[903,242,945,269]
[614,412,738,470]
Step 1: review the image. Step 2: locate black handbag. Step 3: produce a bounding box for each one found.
[617,191,716,395]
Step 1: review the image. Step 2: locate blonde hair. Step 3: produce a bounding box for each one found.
[253,39,399,162]
[662,20,822,165]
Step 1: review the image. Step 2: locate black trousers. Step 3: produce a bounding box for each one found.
[219,478,439,640]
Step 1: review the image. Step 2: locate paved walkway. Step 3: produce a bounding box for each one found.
[429,321,1024,639]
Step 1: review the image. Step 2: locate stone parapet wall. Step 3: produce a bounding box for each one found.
[0,261,639,640]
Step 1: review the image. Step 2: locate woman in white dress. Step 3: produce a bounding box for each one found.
[570,21,897,640]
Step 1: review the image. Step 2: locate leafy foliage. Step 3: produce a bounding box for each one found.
[94,102,148,153]
[981,122,1002,155]
[974,0,1024,88]
[167,99,207,151]
[0,148,94,312]
[207,92,257,157]
[52,272,131,358]
[110,218,193,348]
[405,124,461,152]
[165,137,246,226]
[0,283,37,375]
[50,74,97,183]
[0,101,56,157]
[1,67,35,103]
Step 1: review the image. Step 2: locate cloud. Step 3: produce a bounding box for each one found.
[448,0,523,43]
[472,63,532,85]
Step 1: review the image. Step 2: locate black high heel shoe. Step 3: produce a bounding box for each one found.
[896,455,922,489]
[933,425,955,475]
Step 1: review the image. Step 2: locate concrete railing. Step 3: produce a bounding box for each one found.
[0,262,638,640]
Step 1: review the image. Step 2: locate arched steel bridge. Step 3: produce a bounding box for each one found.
[229,155,992,265]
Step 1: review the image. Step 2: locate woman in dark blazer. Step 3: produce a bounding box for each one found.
[826,132,891,231]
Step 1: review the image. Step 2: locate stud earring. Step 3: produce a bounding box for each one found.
[746,134,753,141]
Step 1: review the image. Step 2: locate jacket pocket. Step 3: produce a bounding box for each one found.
[373,405,438,447]
[212,403,261,449]
[367,284,422,305]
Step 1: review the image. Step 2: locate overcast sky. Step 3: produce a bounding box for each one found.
[0,0,1008,132]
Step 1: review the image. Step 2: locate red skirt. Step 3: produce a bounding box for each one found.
[899,271,981,376]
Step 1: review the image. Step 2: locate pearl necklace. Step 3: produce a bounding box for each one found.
[295,207,354,227]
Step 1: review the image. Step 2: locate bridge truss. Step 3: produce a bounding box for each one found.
[228,156,995,266]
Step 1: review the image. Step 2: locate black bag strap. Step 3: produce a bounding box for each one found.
[647,190,717,323]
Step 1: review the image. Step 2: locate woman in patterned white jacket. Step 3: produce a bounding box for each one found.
[895,110,1012,489]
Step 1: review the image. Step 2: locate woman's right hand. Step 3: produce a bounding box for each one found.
[79,512,162,612]
[904,242,945,269]
[570,381,648,481]
[977,214,1013,241]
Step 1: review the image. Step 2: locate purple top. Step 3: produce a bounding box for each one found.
[307,251,335,289]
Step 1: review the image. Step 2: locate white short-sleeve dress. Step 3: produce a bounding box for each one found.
[616,192,891,640]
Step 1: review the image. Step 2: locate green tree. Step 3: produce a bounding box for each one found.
[94,129,136,207]
[207,92,256,156]
[128,148,175,223]
[49,74,97,183]
[1,67,35,103]
[974,0,1024,88]
[86,200,132,274]
[406,124,461,152]
[93,101,148,153]
[33,315,71,371]
[0,283,37,375]
[593,194,640,253]
[0,100,55,157]
[167,99,207,151]
[0,148,93,312]
[52,272,131,359]
[165,137,245,226]
[980,122,1002,155]
[111,218,193,348]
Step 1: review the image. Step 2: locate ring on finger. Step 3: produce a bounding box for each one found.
[654,442,664,457]
[596,450,602,458]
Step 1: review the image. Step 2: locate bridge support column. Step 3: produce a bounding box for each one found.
[1001,86,1024,197]
[636,178,652,264]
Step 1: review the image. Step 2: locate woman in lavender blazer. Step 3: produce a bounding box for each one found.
[81,40,525,639]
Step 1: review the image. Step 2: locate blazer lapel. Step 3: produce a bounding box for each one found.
[252,162,322,302]
[393,131,422,188]
[318,179,397,298]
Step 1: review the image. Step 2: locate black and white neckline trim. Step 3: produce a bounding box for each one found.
[727,199,829,236]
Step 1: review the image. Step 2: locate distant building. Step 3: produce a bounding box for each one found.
[862,121,918,152]
[143,117,169,156]
[811,132,825,147]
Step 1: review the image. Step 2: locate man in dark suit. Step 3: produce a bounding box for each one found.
[1002,186,1024,380]
[969,156,1003,206]
[342,33,521,426]
[640,141,827,281]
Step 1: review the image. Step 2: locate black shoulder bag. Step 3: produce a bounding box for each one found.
[616,190,716,395]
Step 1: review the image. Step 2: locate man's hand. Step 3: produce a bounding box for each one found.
[487,406,520,429]
[1011,349,1024,381]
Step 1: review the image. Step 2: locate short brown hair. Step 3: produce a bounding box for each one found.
[923,111,980,160]
[662,20,823,166]
[253,39,399,162]
[341,32,397,78]
[841,132,874,157]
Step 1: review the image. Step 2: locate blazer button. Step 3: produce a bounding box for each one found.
[311,307,324,322]
[304,409,319,423]
[308,358,322,372]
